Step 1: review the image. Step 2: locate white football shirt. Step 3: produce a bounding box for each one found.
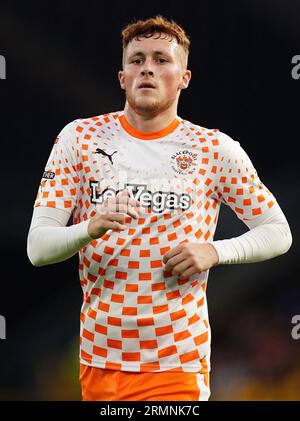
[34,111,276,373]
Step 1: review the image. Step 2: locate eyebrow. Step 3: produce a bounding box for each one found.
[128,51,170,58]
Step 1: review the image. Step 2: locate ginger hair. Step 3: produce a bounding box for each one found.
[121,15,190,67]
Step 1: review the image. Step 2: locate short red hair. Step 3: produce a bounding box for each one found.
[121,15,190,58]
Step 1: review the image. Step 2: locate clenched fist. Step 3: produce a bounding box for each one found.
[88,189,141,239]
[163,242,219,277]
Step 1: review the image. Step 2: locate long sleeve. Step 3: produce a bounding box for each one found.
[27,206,93,266]
[211,202,292,264]
[28,120,94,267]
[210,131,292,264]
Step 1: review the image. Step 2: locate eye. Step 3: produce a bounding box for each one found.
[157,58,167,64]
[132,59,142,64]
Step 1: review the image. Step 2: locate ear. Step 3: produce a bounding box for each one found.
[118,70,126,90]
[179,70,192,90]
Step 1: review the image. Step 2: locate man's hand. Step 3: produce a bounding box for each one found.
[163,243,219,278]
[88,189,141,239]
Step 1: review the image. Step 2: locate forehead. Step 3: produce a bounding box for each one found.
[125,34,181,58]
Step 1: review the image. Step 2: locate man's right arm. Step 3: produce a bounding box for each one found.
[27,206,92,267]
[27,190,141,267]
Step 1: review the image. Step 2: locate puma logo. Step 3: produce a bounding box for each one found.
[95,148,118,165]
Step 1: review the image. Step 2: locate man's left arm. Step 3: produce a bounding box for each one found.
[163,132,292,275]
[210,202,292,265]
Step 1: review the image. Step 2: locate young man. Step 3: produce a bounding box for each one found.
[27,16,292,401]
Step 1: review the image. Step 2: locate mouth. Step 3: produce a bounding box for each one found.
[138,82,156,89]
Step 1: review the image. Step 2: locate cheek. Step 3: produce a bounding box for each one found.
[125,77,133,89]
[161,71,181,91]
[123,71,136,89]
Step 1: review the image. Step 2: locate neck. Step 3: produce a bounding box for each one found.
[123,103,178,133]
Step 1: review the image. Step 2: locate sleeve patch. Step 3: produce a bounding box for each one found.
[42,171,56,180]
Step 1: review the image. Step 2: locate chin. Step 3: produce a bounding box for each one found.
[126,92,173,116]
[131,98,160,115]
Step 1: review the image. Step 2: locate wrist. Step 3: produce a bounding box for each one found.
[207,243,220,267]
[87,219,98,239]
[87,218,105,240]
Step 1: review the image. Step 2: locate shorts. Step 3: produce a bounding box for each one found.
[79,363,210,401]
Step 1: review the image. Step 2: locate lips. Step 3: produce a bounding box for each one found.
[138,81,156,89]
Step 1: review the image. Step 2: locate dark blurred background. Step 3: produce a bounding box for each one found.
[0,0,299,400]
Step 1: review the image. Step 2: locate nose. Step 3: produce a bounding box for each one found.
[140,58,154,76]
[141,69,154,76]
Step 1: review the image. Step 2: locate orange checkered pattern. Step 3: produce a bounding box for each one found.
[34,111,276,373]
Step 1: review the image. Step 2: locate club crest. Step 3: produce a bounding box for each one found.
[170,150,198,175]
